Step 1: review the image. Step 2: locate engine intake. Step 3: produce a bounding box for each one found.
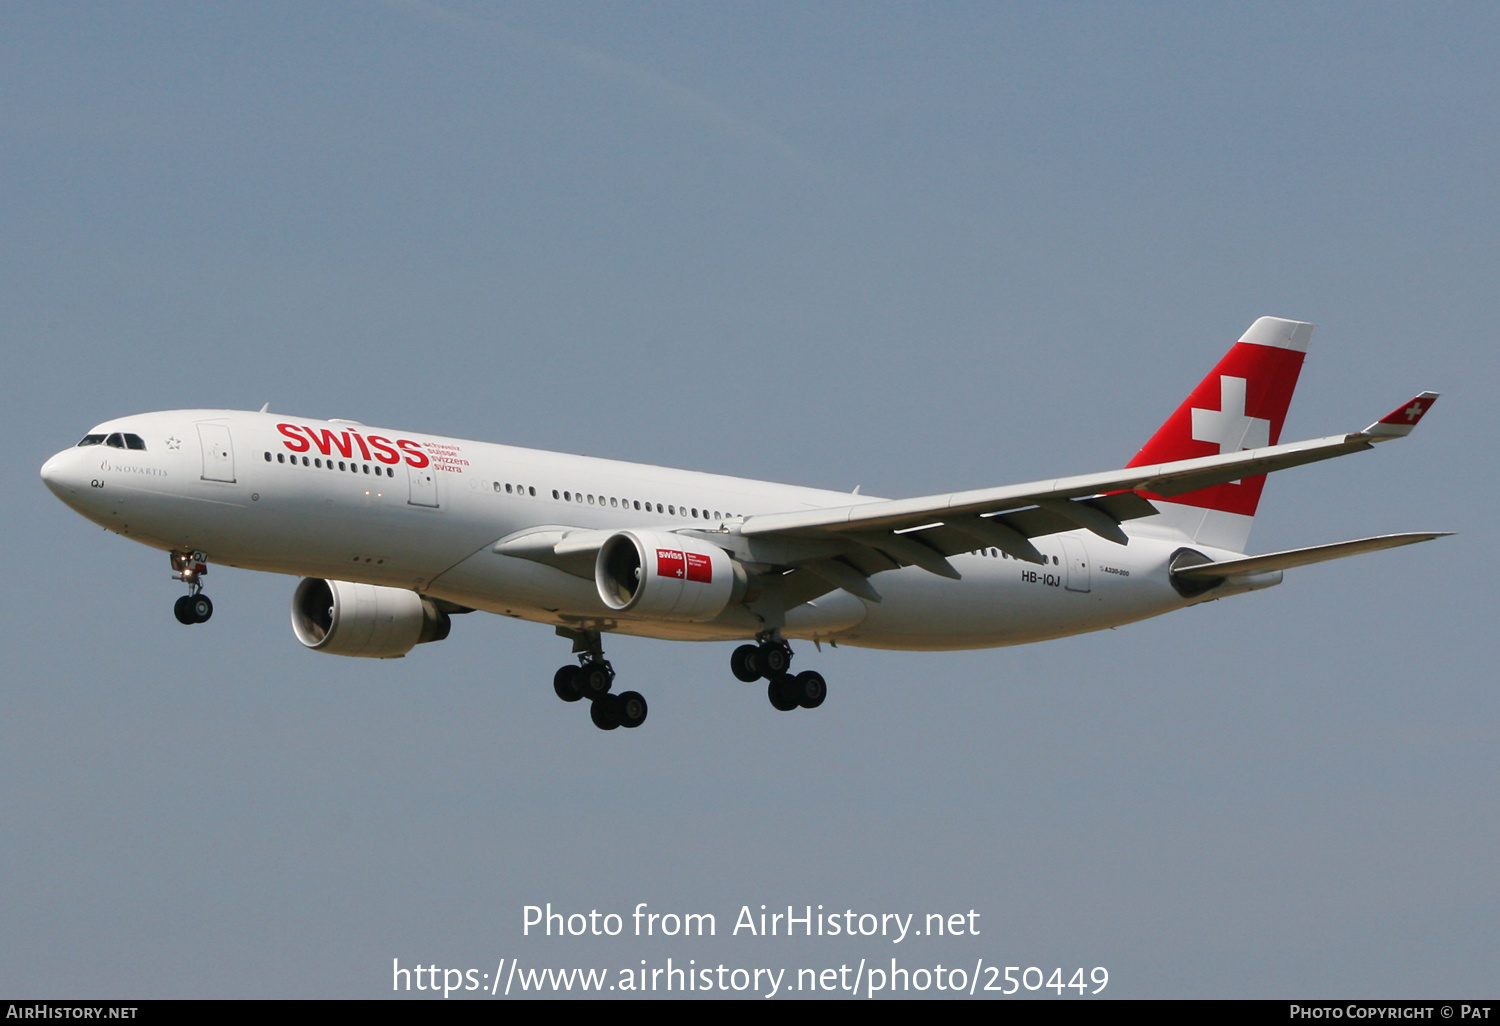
[291,578,451,658]
[595,530,752,621]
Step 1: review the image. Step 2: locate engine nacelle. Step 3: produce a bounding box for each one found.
[291,578,451,659]
[595,530,751,621]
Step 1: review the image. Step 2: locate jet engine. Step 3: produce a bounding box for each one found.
[595,530,755,621]
[291,578,451,658]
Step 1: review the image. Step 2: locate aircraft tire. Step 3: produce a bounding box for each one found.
[553,665,583,703]
[590,695,622,731]
[173,595,195,625]
[767,675,799,712]
[190,594,213,623]
[793,670,826,709]
[760,643,791,676]
[617,691,648,728]
[578,662,613,700]
[730,644,761,682]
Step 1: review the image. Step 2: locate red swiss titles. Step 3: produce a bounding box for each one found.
[276,423,429,468]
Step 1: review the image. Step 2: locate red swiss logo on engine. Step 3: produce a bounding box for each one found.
[656,549,712,584]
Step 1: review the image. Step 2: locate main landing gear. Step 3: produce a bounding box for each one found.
[552,628,647,731]
[731,637,826,712]
[170,551,214,625]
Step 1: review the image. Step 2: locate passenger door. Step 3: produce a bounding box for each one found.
[1061,535,1091,593]
[407,465,439,507]
[197,422,236,483]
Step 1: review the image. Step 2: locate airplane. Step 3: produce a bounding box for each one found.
[40,316,1446,731]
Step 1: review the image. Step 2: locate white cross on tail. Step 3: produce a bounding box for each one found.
[1192,375,1271,456]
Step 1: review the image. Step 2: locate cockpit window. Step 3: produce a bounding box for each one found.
[78,432,146,449]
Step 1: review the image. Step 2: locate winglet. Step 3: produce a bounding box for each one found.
[1356,391,1440,440]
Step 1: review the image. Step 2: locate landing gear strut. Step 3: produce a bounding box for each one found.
[170,551,213,624]
[553,627,647,731]
[732,636,828,712]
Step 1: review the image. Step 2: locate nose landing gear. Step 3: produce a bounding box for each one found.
[170,551,213,624]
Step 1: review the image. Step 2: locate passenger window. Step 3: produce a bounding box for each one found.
[610,497,618,508]
[363,464,370,474]
[264,452,271,461]
[588,494,595,505]
[125,434,146,450]
[303,457,310,466]
[315,459,322,468]
[528,486,535,496]
[278,453,285,463]
[76,434,106,447]
[633,501,641,510]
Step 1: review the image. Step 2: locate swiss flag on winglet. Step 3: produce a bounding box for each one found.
[1377,393,1438,426]
[1125,317,1312,517]
[1363,391,1440,438]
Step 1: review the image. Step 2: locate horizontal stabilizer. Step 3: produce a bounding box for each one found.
[1170,532,1452,582]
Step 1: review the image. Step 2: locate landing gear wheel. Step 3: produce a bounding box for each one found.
[590,695,622,731]
[578,662,613,700]
[760,643,792,677]
[553,665,583,703]
[173,595,195,625]
[731,644,762,682]
[189,594,213,623]
[768,675,800,712]
[793,670,826,709]
[616,691,648,729]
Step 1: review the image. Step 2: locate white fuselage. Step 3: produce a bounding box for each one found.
[41,410,1239,651]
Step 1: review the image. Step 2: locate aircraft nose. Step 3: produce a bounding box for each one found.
[40,449,83,499]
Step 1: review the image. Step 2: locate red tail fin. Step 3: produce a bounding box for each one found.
[1128,316,1313,549]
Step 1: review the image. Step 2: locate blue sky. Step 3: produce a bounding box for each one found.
[2,2,1494,997]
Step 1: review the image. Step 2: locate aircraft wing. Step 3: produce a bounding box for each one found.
[738,392,1439,548]
[717,392,1441,604]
